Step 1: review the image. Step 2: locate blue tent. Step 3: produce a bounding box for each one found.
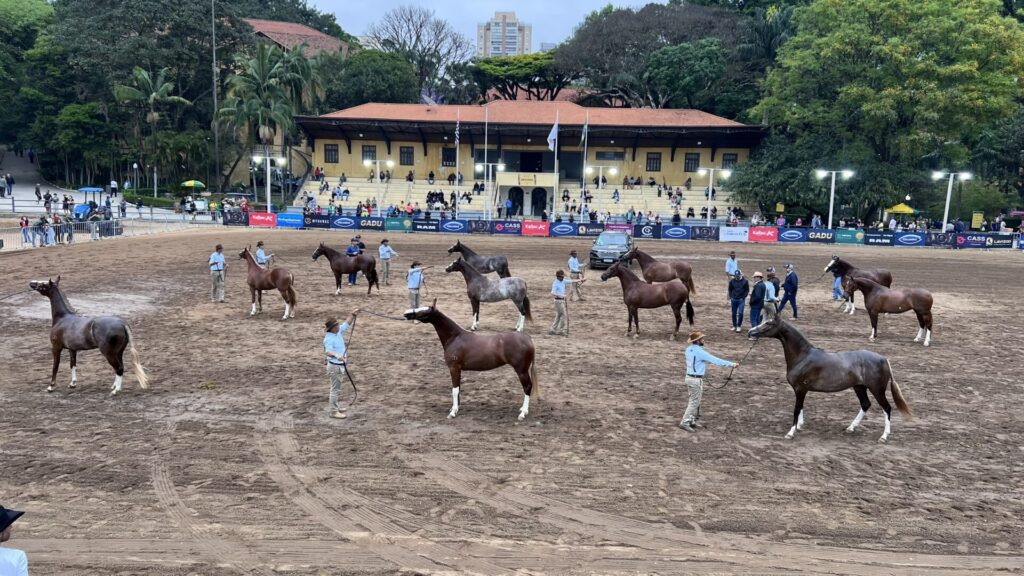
[78,187,103,193]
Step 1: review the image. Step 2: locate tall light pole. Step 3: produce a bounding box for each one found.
[363,158,395,209]
[153,164,158,199]
[254,146,286,212]
[475,161,505,219]
[585,164,618,215]
[697,167,732,226]
[132,162,139,212]
[932,171,972,231]
[211,0,221,194]
[815,169,854,229]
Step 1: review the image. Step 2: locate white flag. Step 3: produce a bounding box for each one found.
[546,121,558,151]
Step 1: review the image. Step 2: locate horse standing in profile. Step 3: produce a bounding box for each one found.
[445,257,531,332]
[405,303,538,421]
[239,246,297,320]
[30,277,149,395]
[824,255,893,313]
[845,277,934,346]
[621,245,696,293]
[312,242,380,296]
[447,240,512,278]
[748,316,911,442]
[600,260,694,340]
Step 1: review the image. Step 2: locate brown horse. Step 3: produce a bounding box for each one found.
[749,315,911,442]
[312,243,380,296]
[600,260,694,340]
[405,302,538,420]
[30,277,149,395]
[824,255,893,313]
[845,277,933,346]
[621,245,696,293]
[239,247,297,320]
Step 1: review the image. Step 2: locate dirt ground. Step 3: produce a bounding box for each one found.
[0,229,1021,575]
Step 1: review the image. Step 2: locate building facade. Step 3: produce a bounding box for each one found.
[476,12,532,58]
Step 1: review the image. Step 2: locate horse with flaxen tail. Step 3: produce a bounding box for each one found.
[312,243,380,296]
[240,247,297,320]
[30,276,149,395]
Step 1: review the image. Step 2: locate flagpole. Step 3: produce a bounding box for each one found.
[581,110,589,194]
[553,109,559,219]
[483,106,489,220]
[455,107,460,218]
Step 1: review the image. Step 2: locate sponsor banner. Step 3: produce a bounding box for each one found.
[633,223,661,239]
[835,229,864,245]
[248,212,277,228]
[986,233,1014,248]
[690,225,719,241]
[661,225,690,240]
[491,220,522,235]
[358,217,385,231]
[777,228,808,243]
[385,217,411,232]
[223,210,248,226]
[304,214,331,228]
[719,226,749,242]
[276,212,304,229]
[604,223,633,234]
[863,231,894,246]
[330,215,359,230]
[522,221,550,236]
[893,232,926,247]
[468,220,491,234]
[806,229,835,243]
[576,223,604,237]
[412,219,440,232]
[927,232,954,247]
[439,219,469,234]
[956,233,986,248]
[748,227,778,243]
[548,222,577,237]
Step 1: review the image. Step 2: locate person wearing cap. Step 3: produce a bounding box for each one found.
[725,251,739,278]
[778,263,799,319]
[345,238,361,285]
[208,244,226,303]
[681,331,737,432]
[255,240,273,269]
[831,261,844,301]
[567,250,585,301]
[407,261,425,309]
[379,239,399,285]
[324,309,359,419]
[763,267,779,320]
[354,234,366,254]
[727,269,749,332]
[549,270,585,336]
[749,271,766,332]
[0,504,28,576]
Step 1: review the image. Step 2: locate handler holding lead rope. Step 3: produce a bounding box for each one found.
[680,331,737,433]
[324,309,359,419]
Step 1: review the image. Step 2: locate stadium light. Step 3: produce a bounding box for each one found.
[933,171,972,230]
[816,169,855,230]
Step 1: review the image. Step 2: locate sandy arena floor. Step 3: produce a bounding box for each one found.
[0,229,1021,575]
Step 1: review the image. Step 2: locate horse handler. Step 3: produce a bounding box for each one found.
[680,331,737,432]
[549,269,584,336]
[407,261,425,309]
[0,504,28,575]
[379,239,399,285]
[208,244,226,303]
[324,309,359,419]
[568,250,586,301]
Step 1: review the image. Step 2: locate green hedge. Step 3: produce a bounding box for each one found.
[123,190,179,209]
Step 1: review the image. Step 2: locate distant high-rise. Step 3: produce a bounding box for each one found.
[476,11,532,58]
[539,42,557,52]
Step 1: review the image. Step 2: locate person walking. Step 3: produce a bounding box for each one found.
[763,268,779,320]
[680,331,737,432]
[725,250,739,278]
[208,244,226,303]
[567,250,585,301]
[728,270,749,332]
[0,505,28,576]
[345,238,361,285]
[749,271,766,333]
[378,239,399,285]
[255,240,273,269]
[778,263,799,319]
[407,261,425,309]
[324,309,359,419]
[549,270,584,336]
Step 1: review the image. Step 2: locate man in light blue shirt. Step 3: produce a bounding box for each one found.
[407,261,425,309]
[681,331,737,432]
[255,240,273,269]
[567,250,586,301]
[763,270,778,320]
[725,250,739,278]
[0,504,28,576]
[324,309,358,419]
[208,244,226,303]
[378,239,399,285]
[549,270,584,336]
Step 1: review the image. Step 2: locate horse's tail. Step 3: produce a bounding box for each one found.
[288,272,297,307]
[684,273,696,295]
[530,357,539,402]
[886,358,911,416]
[685,298,695,325]
[124,325,149,390]
[522,295,532,322]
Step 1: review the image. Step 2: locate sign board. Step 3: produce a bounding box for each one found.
[304,214,331,228]
[468,220,491,234]
[385,217,411,232]
[893,232,926,247]
[223,210,248,226]
[275,212,304,229]
[777,228,808,243]
[491,220,522,235]
[358,217,385,231]
[835,229,864,244]
[633,224,661,239]
[660,225,690,240]
[576,223,604,237]
[521,221,550,236]
[985,233,1014,248]
[926,232,954,247]
[330,215,359,230]
[719,226,749,242]
[548,222,577,237]
[690,225,719,241]
[438,219,469,234]
[412,219,439,232]
[604,223,633,234]
[518,174,537,186]
[248,212,277,227]
[971,211,984,230]
[775,202,785,214]
[748,227,778,243]
[863,231,894,246]
[806,229,835,243]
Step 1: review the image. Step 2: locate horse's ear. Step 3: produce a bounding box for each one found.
[54,275,60,284]
[431,298,437,309]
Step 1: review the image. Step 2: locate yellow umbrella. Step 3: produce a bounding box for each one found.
[181,180,206,189]
[886,203,917,214]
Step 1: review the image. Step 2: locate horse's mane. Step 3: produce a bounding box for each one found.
[53,284,77,314]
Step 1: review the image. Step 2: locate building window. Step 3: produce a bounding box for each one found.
[646,152,662,173]
[684,153,700,173]
[722,153,738,170]
[399,146,414,166]
[441,147,456,167]
[595,151,625,162]
[323,144,339,164]
[362,145,376,162]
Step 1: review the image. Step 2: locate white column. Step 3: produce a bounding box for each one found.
[827,171,837,229]
[941,174,955,231]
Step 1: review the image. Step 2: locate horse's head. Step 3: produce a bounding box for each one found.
[620,245,637,263]
[446,240,462,255]
[747,314,783,339]
[312,243,325,261]
[404,298,438,322]
[824,255,839,272]
[238,246,250,259]
[444,258,463,273]
[29,276,60,296]
[600,260,621,281]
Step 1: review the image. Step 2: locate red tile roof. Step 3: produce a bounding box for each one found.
[243,18,347,57]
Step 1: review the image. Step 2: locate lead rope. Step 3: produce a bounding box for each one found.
[0,289,33,302]
[705,337,760,390]
[339,315,359,407]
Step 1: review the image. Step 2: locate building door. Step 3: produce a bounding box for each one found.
[507,187,524,217]
[530,188,547,217]
[520,152,543,173]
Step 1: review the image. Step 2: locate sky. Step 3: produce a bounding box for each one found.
[309,0,639,51]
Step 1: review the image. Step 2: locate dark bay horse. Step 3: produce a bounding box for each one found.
[447,240,511,278]
[600,260,694,340]
[445,257,531,331]
[748,316,911,442]
[240,247,297,320]
[824,255,893,313]
[312,242,380,296]
[30,277,149,395]
[845,277,934,346]
[621,245,696,293]
[404,303,538,420]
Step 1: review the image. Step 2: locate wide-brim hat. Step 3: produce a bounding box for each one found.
[687,331,705,343]
[0,506,24,532]
[324,318,339,332]
[753,271,763,278]
[256,241,264,246]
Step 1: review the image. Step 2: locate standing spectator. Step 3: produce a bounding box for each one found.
[778,263,799,319]
[728,270,749,332]
[110,179,119,196]
[323,310,359,419]
[680,331,737,432]
[748,271,766,333]
[378,239,399,285]
[725,250,739,278]
[136,198,144,218]
[567,250,585,301]
[548,270,583,336]
[208,244,226,303]
[119,199,127,218]
[505,198,513,218]
[407,261,425,309]
[0,504,28,576]
[19,217,31,247]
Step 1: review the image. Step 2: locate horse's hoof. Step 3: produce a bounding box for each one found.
[632,334,639,340]
[447,412,457,419]
[784,433,794,440]
[878,436,889,444]
[46,386,54,393]
[69,382,76,389]
[923,342,930,347]
[845,426,856,434]
[518,412,527,421]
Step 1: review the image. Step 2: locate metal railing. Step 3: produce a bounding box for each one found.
[0,217,215,253]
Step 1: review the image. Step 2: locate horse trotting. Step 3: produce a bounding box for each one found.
[447,240,512,278]
[748,316,911,442]
[621,245,696,294]
[445,257,531,332]
[240,247,297,320]
[312,242,380,296]
[824,255,893,313]
[600,260,694,340]
[405,303,538,421]
[845,277,933,345]
[30,277,149,395]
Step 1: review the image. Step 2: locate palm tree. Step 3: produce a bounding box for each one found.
[220,43,294,146]
[738,6,795,70]
[114,67,192,138]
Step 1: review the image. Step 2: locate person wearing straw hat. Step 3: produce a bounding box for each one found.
[0,504,28,575]
[407,261,425,309]
[208,244,227,303]
[379,239,399,285]
[680,331,737,432]
[749,271,766,334]
[324,309,359,419]
[567,250,586,301]
[255,240,274,269]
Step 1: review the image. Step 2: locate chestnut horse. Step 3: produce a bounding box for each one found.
[600,260,694,340]
[30,277,149,395]
[845,277,934,346]
[447,240,511,278]
[748,315,911,442]
[621,245,696,294]
[239,247,297,320]
[312,243,380,296]
[445,257,531,332]
[404,303,538,420]
[824,255,893,313]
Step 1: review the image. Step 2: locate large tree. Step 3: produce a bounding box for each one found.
[473,52,579,102]
[323,50,419,111]
[366,6,472,97]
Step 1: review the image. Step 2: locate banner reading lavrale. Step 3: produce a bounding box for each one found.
[835,229,864,244]
[719,226,749,242]
[576,223,604,236]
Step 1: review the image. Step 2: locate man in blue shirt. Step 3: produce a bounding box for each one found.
[324,310,359,419]
[778,263,799,319]
[763,268,779,320]
[681,331,737,432]
[255,240,273,269]
[345,238,361,285]
[0,504,28,576]
[549,270,584,336]
[379,239,399,285]
[725,250,739,278]
[208,244,226,303]
[567,250,586,301]
[831,265,844,301]
[407,261,425,310]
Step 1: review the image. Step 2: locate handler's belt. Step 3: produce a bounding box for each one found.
[553,296,565,300]
[328,361,346,366]
[686,374,703,378]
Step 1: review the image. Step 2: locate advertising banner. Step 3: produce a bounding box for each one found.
[660,225,690,240]
[863,231,894,246]
[330,215,359,230]
[777,228,808,243]
[604,223,633,234]
[248,212,277,228]
[303,214,331,229]
[468,220,491,234]
[893,232,926,247]
[927,232,954,247]
[276,212,304,229]
[412,219,439,232]
[985,233,1014,249]
[748,227,778,243]
[806,229,835,243]
[522,221,550,237]
[576,223,604,237]
[491,220,522,235]
[358,217,385,232]
[548,222,577,237]
[633,224,661,239]
[719,226,749,242]
[835,229,864,244]
[438,219,469,234]
[690,225,720,241]
[223,210,248,226]
[385,217,412,232]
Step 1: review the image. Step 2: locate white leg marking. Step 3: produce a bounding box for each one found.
[846,409,866,433]
[470,314,479,331]
[111,375,123,395]
[335,287,341,295]
[784,425,797,440]
[250,303,257,316]
[70,367,77,388]
[518,394,530,421]
[448,387,460,419]
[797,410,805,431]
[516,314,525,332]
[869,328,876,341]
[282,303,289,320]
[914,328,923,342]
[879,412,892,443]
[924,329,931,347]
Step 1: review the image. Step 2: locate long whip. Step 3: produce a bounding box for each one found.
[339,314,359,407]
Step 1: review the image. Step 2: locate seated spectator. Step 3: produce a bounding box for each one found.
[428,171,435,184]
[672,210,681,225]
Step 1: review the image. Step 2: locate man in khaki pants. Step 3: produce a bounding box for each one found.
[680,331,737,432]
[548,270,584,336]
[208,244,226,302]
[407,261,425,309]
[378,239,399,285]
[567,250,586,301]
